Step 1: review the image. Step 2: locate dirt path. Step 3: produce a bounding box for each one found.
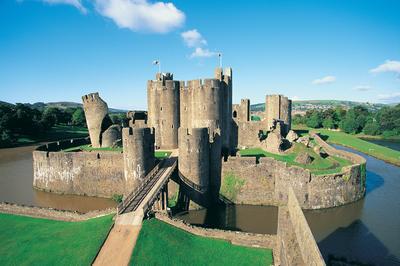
[93,225,141,266]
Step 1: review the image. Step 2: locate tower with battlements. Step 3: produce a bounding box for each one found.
[266,95,292,135]
[147,73,180,149]
[122,127,155,190]
[82,92,113,148]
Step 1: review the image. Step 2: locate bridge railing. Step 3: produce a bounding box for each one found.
[117,161,163,214]
[178,171,207,193]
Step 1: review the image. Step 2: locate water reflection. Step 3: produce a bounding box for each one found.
[177,205,278,235]
[0,145,116,213]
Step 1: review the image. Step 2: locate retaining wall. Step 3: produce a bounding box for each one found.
[277,187,325,265]
[221,137,366,209]
[33,139,125,198]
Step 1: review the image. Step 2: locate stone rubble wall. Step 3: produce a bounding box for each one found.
[33,140,125,198]
[221,136,366,209]
[277,187,325,266]
[0,202,115,221]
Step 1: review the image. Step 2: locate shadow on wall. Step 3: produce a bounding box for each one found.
[366,170,384,195]
[318,220,399,265]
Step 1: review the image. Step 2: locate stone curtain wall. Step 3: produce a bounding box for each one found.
[277,187,325,266]
[221,137,366,209]
[33,140,125,198]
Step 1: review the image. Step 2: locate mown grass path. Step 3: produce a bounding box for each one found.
[131,218,273,266]
[0,213,113,265]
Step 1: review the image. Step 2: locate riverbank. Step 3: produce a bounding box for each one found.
[293,126,400,166]
[0,212,113,265]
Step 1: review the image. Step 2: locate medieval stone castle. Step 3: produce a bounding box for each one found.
[80,67,297,204]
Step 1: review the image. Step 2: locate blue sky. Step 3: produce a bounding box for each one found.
[1,0,400,109]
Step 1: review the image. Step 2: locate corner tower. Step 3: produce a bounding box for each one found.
[147,73,180,149]
[122,127,155,190]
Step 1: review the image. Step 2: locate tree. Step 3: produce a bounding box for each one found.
[363,121,380,135]
[72,108,86,126]
[306,110,323,128]
[322,118,335,129]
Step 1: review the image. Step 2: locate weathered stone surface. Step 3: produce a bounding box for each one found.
[295,152,313,165]
[82,92,112,148]
[102,124,122,147]
[264,130,283,154]
[297,136,310,147]
[286,130,299,143]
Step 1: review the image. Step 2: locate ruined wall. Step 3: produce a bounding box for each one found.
[122,127,155,190]
[127,111,148,128]
[82,93,112,148]
[221,137,366,209]
[33,140,125,198]
[265,95,292,135]
[277,187,325,266]
[147,73,180,149]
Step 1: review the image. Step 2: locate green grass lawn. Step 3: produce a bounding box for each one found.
[15,125,89,146]
[131,218,273,266]
[0,213,113,265]
[293,126,400,166]
[239,143,352,175]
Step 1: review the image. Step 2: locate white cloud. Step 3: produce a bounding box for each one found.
[378,92,400,103]
[312,76,336,85]
[370,60,400,74]
[190,47,217,58]
[353,85,372,92]
[42,0,87,13]
[94,0,185,33]
[181,29,207,47]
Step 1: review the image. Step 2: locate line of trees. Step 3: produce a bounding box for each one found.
[292,104,400,137]
[0,103,86,147]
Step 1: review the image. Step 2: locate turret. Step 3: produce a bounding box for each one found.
[266,95,292,135]
[122,127,155,191]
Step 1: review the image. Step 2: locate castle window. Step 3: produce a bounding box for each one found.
[160,107,163,111]
[233,111,237,118]
[172,124,174,128]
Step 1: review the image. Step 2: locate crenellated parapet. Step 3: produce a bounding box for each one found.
[122,127,155,191]
[147,73,180,149]
[82,92,113,148]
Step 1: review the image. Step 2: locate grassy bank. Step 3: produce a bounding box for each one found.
[0,213,113,265]
[293,126,400,166]
[12,125,88,147]
[131,218,273,266]
[239,143,351,175]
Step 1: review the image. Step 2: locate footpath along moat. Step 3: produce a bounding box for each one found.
[0,143,399,264]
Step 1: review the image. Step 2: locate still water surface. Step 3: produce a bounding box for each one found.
[0,145,116,213]
[178,144,400,265]
[361,138,400,151]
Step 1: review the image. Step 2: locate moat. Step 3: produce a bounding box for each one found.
[1,143,399,264]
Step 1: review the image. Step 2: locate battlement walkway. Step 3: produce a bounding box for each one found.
[93,151,178,266]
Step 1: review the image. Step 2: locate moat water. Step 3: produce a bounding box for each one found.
[178,144,400,265]
[0,145,116,213]
[360,138,400,151]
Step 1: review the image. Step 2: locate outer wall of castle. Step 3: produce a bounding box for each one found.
[221,134,366,209]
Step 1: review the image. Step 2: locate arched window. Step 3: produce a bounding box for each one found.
[233,111,237,118]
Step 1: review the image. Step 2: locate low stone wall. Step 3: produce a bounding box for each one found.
[277,188,325,265]
[0,202,115,221]
[33,139,125,198]
[155,212,276,250]
[221,137,366,209]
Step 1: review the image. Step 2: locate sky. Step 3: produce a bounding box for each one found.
[0,0,400,110]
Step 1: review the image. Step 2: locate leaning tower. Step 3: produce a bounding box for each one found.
[82,92,112,148]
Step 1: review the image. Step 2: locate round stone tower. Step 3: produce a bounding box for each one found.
[122,127,155,190]
[82,92,112,148]
[147,73,180,149]
[178,127,210,192]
